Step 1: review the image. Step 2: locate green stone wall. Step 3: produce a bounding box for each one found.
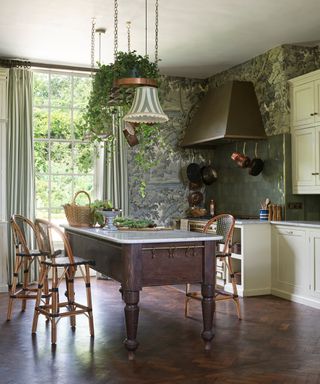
[128,45,320,223]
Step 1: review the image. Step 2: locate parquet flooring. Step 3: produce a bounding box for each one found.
[0,279,320,384]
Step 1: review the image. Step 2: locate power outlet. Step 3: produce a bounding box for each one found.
[287,202,303,209]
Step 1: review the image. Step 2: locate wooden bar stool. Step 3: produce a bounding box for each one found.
[32,219,95,344]
[185,213,241,319]
[7,214,48,320]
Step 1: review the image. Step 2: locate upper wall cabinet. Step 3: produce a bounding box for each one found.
[289,69,320,128]
[289,69,320,194]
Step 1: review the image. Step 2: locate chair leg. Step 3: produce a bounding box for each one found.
[84,265,94,337]
[32,264,48,334]
[226,256,241,320]
[67,267,76,329]
[51,266,59,344]
[7,257,23,320]
[185,283,191,318]
[21,257,31,312]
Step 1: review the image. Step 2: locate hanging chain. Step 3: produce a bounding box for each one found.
[126,21,131,52]
[114,0,118,60]
[145,0,148,56]
[91,17,96,71]
[155,0,159,65]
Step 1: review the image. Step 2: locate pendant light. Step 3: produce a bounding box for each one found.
[123,86,168,123]
[123,0,168,124]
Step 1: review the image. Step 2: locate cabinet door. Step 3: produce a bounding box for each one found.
[272,227,307,295]
[314,80,320,125]
[292,127,316,190]
[308,231,320,299]
[291,81,315,127]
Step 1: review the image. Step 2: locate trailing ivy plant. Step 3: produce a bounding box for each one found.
[79,50,164,196]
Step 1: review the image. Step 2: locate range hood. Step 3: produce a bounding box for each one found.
[181,80,266,147]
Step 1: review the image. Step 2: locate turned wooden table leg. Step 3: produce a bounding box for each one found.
[201,283,215,350]
[123,290,140,360]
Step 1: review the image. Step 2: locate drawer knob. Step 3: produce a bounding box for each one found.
[311,172,319,175]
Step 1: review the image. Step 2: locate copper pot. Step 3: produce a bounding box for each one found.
[231,152,251,168]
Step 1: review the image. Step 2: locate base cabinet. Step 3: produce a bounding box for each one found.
[184,219,271,297]
[309,231,320,300]
[272,225,320,309]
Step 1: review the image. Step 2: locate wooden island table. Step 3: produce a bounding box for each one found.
[63,225,222,359]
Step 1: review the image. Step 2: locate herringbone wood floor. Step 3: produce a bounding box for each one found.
[0,279,320,384]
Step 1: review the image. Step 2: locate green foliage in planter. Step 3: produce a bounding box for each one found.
[113,51,159,79]
[80,51,160,141]
[78,51,165,197]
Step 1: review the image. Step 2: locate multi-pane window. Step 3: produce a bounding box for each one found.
[33,71,95,224]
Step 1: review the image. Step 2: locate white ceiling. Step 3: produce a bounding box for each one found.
[1,0,320,79]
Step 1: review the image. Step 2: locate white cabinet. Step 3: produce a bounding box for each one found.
[291,126,320,193]
[308,231,320,300]
[184,219,271,297]
[272,224,320,309]
[289,71,320,127]
[289,69,320,193]
[0,68,8,292]
[271,226,308,297]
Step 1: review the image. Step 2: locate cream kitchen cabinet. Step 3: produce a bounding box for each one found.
[291,125,320,193]
[182,219,271,297]
[308,230,320,301]
[272,224,320,309]
[289,69,320,127]
[271,226,308,297]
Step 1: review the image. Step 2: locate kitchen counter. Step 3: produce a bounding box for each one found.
[270,220,320,228]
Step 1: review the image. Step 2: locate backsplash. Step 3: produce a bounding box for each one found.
[205,135,285,217]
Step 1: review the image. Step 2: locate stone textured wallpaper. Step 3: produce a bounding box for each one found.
[127,76,211,225]
[128,44,320,223]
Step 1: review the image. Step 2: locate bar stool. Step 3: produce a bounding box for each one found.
[185,213,241,319]
[7,214,48,320]
[32,219,95,344]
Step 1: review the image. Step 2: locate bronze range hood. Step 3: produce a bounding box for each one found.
[181,80,266,147]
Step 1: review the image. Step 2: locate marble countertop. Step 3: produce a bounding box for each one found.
[63,225,223,244]
[270,220,320,228]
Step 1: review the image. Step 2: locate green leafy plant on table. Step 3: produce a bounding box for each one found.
[90,199,113,227]
[114,217,156,229]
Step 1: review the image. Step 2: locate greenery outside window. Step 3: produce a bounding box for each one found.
[33,70,97,225]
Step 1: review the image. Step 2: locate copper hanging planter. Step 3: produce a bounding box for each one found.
[114,78,158,88]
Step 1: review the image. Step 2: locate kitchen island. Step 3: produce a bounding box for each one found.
[63,225,222,359]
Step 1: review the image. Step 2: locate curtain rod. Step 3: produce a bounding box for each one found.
[0,58,98,73]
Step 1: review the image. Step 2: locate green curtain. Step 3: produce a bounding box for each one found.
[6,68,35,285]
[104,108,129,216]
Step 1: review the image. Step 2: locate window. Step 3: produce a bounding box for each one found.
[33,70,96,225]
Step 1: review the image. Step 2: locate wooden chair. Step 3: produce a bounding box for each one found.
[32,219,95,344]
[7,214,48,320]
[185,213,241,319]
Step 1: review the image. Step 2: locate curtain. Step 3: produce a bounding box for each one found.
[104,108,129,216]
[6,68,35,285]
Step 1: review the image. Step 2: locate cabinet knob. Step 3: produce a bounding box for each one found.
[314,112,318,116]
[311,172,319,175]
[310,113,314,116]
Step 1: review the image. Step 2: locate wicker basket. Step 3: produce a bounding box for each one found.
[63,190,93,227]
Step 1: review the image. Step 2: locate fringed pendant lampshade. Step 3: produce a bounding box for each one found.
[123,86,169,124]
